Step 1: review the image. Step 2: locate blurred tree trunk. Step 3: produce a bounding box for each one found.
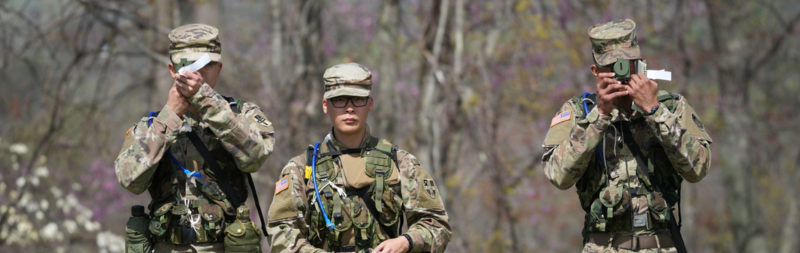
[377,0,400,137]
[705,0,800,251]
[417,0,451,186]
[148,0,177,109]
[270,0,283,86]
[193,0,222,28]
[292,0,324,145]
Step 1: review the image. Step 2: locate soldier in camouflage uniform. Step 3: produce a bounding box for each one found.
[266,63,451,253]
[541,19,712,253]
[115,24,275,253]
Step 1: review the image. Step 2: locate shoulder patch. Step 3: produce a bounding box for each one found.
[118,125,138,156]
[550,110,572,127]
[422,179,437,198]
[249,110,274,133]
[275,176,289,195]
[543,108,575,146]
[692,114,704,130]
[414,168,444,210]
[267,172,302,222]
[680,102,712,141]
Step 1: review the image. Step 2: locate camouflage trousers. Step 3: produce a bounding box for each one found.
[582,242,677,253]
[153,242,224,253]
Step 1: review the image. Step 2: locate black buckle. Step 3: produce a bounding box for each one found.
[339,245,356,251]
[631,235,640,250]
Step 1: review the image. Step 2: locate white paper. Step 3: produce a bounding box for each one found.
[178,53,211,77]
[647,69,672,81]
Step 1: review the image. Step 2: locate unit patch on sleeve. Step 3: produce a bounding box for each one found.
[423,179,437,198]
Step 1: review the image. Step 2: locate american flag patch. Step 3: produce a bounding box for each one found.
[275,176,289,195]
[550,110,572,127]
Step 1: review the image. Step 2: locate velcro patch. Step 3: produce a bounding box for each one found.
[275,176,289,195]
[250,112,273,132]
[550,110,571,127]
[423,179,437,198]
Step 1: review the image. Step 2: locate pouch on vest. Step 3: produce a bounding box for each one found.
[351,197,375,248]
[199,203,225,240]
[647,191,670,223]
[598,185,632,217]
[378,186,401,227]
[224,206,262,253]
[201,181,234,214]
[125,213,153,253]
[149,202,175,238]
[306,192,326,246]
[224,219,261,253]
[588,185,631,232]
[330,192,353,247]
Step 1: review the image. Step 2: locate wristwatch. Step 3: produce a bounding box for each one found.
[644,104,660,116]
[402,234,413,252]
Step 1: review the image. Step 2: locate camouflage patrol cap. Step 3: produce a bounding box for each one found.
[168,24,222,64]
[588,19,640,66]
[322,62,372,99]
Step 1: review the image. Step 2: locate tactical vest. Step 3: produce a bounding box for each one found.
[145,97,249,244]
[304,137,403,252]
[571,91,683,237]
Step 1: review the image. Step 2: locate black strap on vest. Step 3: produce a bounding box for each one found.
[222,96,269,236]
[350,187,397,239]
[619,121,687,253]
[185,132,242,209]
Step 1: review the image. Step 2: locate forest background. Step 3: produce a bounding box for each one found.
[1,0,799,252]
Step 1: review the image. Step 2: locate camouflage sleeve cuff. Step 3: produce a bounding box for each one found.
[187,83,215,106]
[586,107,612,129]
[646,102,678,141]
[158,104,183,139]
[647,102,669,123]
[406,230,427,252]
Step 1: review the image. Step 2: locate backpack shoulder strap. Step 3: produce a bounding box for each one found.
[367,138,400,172]
[304,145,315,182]
[222,96,245,114]
[570,92,597,120]
[147,111,160,126]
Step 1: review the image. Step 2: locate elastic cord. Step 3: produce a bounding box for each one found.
[582,92,606,166]
[311,142,335,229]
[148,111,200,179]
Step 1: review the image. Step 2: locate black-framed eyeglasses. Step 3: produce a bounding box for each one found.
[329,96,369,108]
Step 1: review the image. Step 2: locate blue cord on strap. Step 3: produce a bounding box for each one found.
[581,92,605,165]
[168,153,201,178]
[147,111,201,179]
[311,142,335,229]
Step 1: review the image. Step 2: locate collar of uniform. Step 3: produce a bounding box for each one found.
[325,125,372,151]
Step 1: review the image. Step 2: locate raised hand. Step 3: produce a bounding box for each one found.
[595,72,628,116]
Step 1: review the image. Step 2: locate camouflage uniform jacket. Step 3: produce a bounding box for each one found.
[115,83,275,199]
[267,128,452,253]
[541,91,712,236]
